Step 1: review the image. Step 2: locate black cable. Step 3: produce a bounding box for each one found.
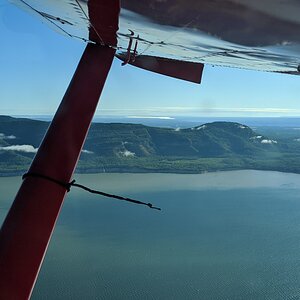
[22,172,71,191]
[22,172,161,211]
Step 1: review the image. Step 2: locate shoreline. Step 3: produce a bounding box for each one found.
[2,170,300,193]
[1,167,300,178]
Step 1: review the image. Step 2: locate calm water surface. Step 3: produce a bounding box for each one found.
[1,171,300,299]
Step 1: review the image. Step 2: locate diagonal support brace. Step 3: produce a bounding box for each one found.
[0,44,115,300]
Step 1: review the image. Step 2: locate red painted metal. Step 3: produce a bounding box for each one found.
[0,44,115,300]
[116,54,204,83]
[88,0,120,46]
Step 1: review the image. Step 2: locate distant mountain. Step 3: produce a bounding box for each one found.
[0,115,299,175]
[84,121,276,158]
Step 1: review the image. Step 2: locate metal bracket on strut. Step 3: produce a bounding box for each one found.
[121,30,139,66]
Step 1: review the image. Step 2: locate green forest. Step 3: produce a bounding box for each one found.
[1,115,300,176]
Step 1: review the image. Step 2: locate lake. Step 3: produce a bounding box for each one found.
[1,171,300,299]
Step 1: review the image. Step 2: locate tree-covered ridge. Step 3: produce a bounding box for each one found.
[0,115,299,176]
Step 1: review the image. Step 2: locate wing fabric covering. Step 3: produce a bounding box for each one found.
[121,0,300,47]
[10,0,300,75]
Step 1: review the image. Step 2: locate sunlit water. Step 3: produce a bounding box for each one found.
[1,171,300,299]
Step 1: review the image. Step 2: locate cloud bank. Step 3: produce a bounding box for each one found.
[261,139,277,144]
[0,133,16,140]
[95,107,300,117]
[0,145,38,153]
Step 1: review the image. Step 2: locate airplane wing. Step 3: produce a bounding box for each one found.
[1,1,299,298]
[10,0,300,82]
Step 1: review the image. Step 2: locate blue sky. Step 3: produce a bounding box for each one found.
[0,2,300,117]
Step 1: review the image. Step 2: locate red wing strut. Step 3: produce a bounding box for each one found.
[0,1,120,299]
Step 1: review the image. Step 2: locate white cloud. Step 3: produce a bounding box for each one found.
[119,150,135,157]
[0,133,16,139]
[81,149,93,154]
[196,125,206,130]
[261,139,277,144]
[0,145,38,153]
[128,116,174,120]
[250,135,262,140]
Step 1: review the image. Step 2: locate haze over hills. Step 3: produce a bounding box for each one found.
[1,115,300,175]
[14,114,300,128]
